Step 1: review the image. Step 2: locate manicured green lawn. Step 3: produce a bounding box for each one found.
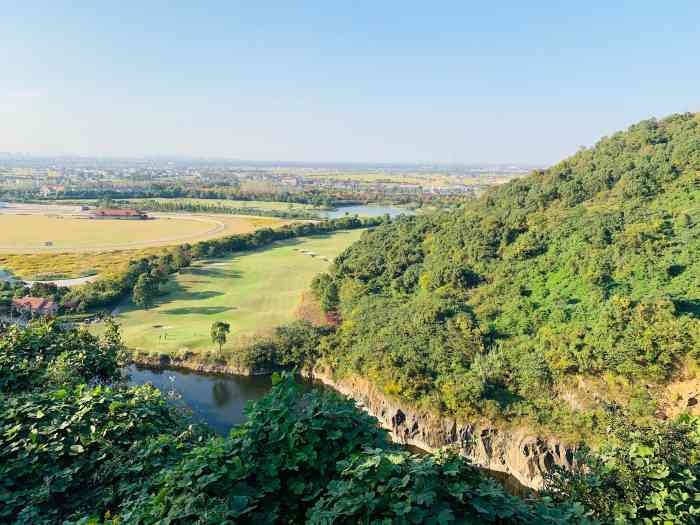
[112,230,363,355]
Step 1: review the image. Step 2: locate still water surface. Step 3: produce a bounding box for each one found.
[127,365,276,434]
[320,204,413,219]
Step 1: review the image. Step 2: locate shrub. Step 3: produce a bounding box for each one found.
[308,448,593,524]
[0,384,202,525]
[546,414,700,524]
[125,374,390,524]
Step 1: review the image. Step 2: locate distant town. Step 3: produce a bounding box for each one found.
[0,154,538,202]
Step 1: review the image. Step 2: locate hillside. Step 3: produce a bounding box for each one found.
[313,113,700,440]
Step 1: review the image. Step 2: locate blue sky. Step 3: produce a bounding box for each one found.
[2,1,699,164]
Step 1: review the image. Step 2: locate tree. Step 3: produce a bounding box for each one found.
[132,273,157,309]
[210,321,230,355]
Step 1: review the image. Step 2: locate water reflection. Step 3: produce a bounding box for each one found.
[127,365,273,434]
[212,381,231,406]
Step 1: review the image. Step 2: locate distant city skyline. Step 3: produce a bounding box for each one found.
[2,2,698,164]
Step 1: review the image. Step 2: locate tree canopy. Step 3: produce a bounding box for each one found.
[313,113,700,440]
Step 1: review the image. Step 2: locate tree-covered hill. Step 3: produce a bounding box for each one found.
[313,113,700,440]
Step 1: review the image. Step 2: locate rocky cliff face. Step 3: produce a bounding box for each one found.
[313,370,576,490]
[130,352,276,376]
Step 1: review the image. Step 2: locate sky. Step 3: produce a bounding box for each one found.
[1,1,699,164]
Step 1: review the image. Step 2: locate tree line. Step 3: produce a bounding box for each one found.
[126,198,323,219]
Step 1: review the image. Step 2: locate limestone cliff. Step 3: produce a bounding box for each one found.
[312,370,576,490]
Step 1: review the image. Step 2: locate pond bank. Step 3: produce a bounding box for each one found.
[129,353,556,491]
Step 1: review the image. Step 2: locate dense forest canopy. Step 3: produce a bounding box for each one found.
[313,113,700,439]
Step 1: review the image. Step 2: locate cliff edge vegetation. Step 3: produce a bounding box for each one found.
[312,113,700,441]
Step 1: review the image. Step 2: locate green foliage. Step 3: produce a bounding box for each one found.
[124,375,391,524]
[132,272,158,308]
[547,414,700,524]
[236,321,333,372]
[311,273,339,312]
[0,322,618,524]
[0,384,202,525]
[308,448,592,524]
[313,113,700,436]
[270,321,333,370]
[0,320,125,393]
[210,320,230,353]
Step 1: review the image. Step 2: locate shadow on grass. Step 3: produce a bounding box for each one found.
[186,267,242,278]
[162,306,236,315]
[178,290,225,301]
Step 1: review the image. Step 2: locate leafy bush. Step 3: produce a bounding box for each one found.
[308,448,593,525]
[546,414,700,525]
[0,384,202,525]
[235,321,333,373]
[125,374,391,524]
[0,319,126,393]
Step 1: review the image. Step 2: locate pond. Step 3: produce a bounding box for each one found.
[127,365,277,434]
[127,365,326,434]
[127,365,529,495]
[320,204,413,219]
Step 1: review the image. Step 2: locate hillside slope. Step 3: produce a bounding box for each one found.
[313,113,700,440]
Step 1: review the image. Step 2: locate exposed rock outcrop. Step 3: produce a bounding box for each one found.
[313,370,576,490]
[661,376,700,418]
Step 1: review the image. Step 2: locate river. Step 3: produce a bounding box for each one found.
[320,204,413,219]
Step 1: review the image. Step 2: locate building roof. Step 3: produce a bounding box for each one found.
[12,297,58,313]
[92,208,145,217]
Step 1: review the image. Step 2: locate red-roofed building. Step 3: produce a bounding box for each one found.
[90,208,148,220]
[12,297,59,317]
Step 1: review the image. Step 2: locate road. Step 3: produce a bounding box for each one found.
[0,270,99,287]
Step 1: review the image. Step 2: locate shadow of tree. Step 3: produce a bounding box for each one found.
[162,306,236,315]
[182,290,225,301]
[187,267,242,278]
[675,298,700,319]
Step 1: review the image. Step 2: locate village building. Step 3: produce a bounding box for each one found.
[40,184,66,197]
[90,208,149,220]
[12,297,59,317]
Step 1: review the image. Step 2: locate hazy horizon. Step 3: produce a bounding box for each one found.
[2,2,698,164]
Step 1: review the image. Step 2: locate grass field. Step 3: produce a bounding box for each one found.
[110,230,363,355]
[0,213,283,254]
[0,214,208,251]
[0,213,286,279]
